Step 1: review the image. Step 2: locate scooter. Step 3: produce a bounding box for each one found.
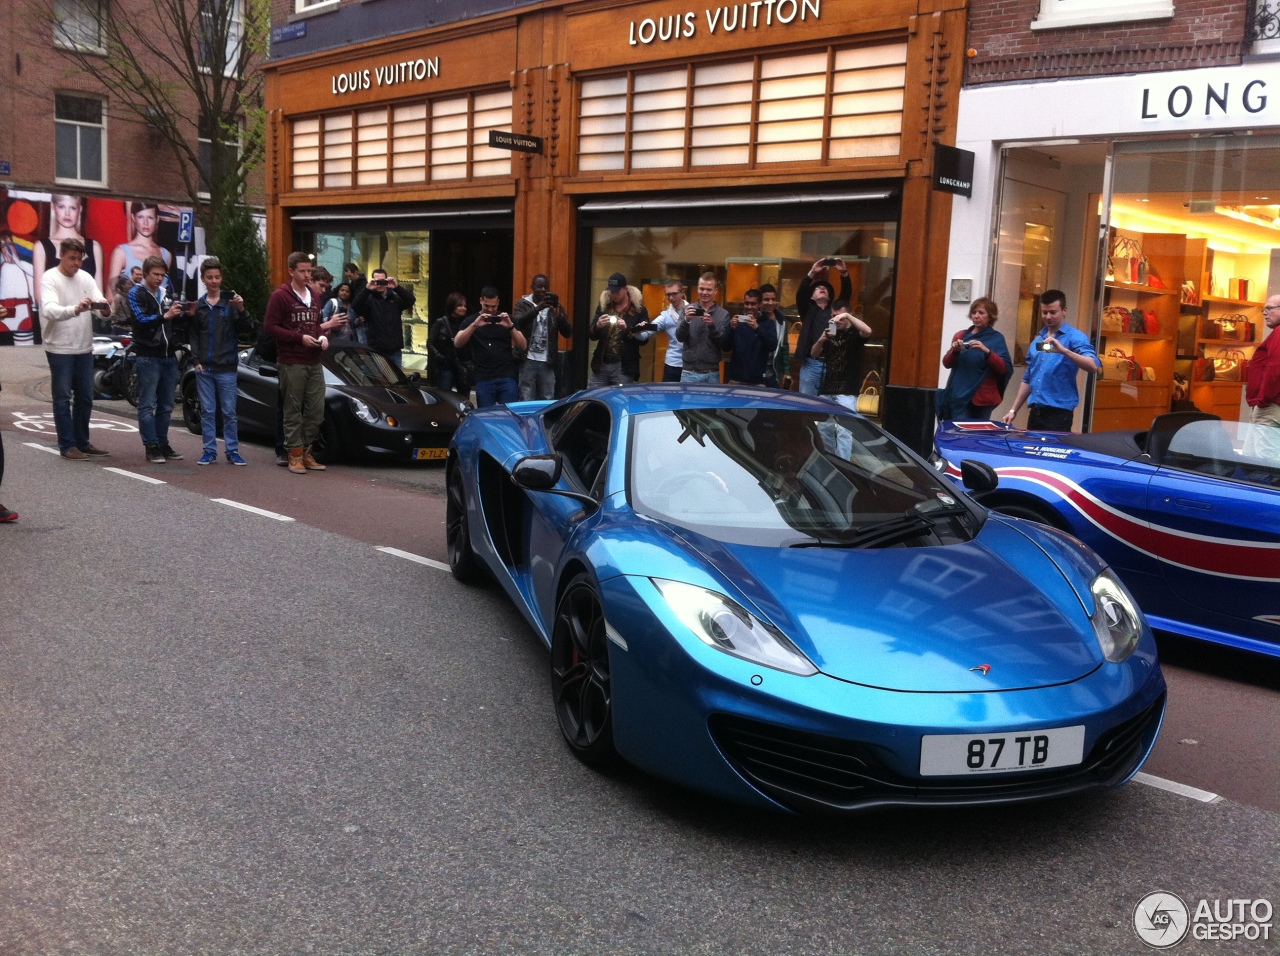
[95,338,140,405]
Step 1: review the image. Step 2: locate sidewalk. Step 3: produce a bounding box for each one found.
[0,343,57,406]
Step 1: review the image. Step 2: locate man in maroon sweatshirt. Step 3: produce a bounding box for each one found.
[264,252,328,475]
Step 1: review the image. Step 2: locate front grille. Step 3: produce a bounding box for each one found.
[709,693,1165,813]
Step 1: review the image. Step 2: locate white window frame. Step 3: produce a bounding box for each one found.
[294,0,339,12]
[52,0,105,54]
[54,93,108,188]
[200,0,244,77]
[1031,0,1174,30]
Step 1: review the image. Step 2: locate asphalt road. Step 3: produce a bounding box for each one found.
[0,366,1277,954]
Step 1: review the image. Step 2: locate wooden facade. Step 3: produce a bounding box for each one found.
[263,0,968,388]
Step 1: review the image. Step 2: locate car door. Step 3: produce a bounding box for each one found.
[526,400,614,628]
[1144,418,1280,642]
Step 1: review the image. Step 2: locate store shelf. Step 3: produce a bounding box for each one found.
[1100,332,1168,341]
[1105,282,1176,295]
[1202,295,1264,307]
[1197,338,1258,346]
[1096,380,1166,388]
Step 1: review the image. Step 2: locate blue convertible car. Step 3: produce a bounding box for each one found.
[447,386,1166,812]
[934,412,1280,659]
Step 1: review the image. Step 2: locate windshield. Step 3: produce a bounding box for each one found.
[629,408,979,547]
[327,348,407,387]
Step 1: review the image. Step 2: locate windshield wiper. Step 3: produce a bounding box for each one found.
[789,513,936,550]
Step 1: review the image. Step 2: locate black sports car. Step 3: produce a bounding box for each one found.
[180,344,471,463]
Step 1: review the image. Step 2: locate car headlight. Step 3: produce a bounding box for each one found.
[349,397,379,423]
[1089,569,1142,663]
[651,578,818,676]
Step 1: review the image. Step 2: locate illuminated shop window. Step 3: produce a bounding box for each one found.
[577,40,907,174]
[289,89,512,191]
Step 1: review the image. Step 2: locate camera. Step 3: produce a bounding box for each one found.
[692,307,706,316]
[823,257,838,266]
[223,289,237,301]
[1038,340,1055,352]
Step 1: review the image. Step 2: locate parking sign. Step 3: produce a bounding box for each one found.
[178,210,194,243]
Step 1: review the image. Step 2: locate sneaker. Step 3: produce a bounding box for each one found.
[145,444,166,463]
[61,447,89,461]
[276,451,289,467]
[81,444,110,457]
[160,444,184,461]
[226,451,247,466]
[197,451,217,465]
[0,506,17,523]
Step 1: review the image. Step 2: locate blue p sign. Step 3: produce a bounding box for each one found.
[178,210,194,243]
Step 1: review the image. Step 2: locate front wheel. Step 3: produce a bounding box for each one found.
[181,377,201,434]
[309,418,341,464]
[120,359,140,407]
[550,574,618,768]
[446,464,484,584]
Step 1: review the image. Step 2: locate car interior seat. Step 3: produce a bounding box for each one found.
[1142,411,1220,466]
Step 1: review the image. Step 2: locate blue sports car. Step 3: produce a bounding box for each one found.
[447,386,1166,812]
[934,412,1280,659]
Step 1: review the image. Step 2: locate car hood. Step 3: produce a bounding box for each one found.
[331,384,463,422]
[673,519,1103,693]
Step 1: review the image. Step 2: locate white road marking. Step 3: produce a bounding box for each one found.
[104,467,167,485]
[376,546,450,572]
[1133,771,1221,803]
[24,442,60,455]
[211,498,295,522]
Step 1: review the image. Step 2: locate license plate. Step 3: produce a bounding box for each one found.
[919,725,1085,776]
[413,447,447,460]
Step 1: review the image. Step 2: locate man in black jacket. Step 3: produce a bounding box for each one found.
[514,274,573,400]
[588,273,652,386]
[351,268,415,366]
[128,254,187,463]
[190,257,256,465]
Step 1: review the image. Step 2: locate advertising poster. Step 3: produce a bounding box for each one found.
[0,188,205,346]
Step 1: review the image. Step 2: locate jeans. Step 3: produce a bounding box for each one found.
[680,370,720,384]
[196,368,240,456]
[135,355,179,448]
[46,351,94,452]
[798,357,825,396]
[278,363,326,448]
[475,377,519,408]
[437,366,456,393]
[588,362,632,387]
[1027,404,1074,432]
[662,364,683,383]
[518,359,556,401]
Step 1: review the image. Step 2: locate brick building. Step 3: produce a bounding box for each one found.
[942,0,1280,431]
[0,0,261,344]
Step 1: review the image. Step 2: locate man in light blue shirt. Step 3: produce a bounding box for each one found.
[651,279,687,382]
[1003,290,1099,431]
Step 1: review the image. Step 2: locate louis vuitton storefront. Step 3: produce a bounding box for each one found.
[264,0,967,430]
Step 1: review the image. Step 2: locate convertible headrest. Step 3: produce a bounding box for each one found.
[1144,411,1220,465]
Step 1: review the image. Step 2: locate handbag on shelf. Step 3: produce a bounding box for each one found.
[1144,310,1160,336]
[1102,306,1129,333]
[1201,318,1222,340]
[1213,348,1247,382]
[1181,280,1199,305]
[1126,308,1146,335]
[856,370,881,416]
[1218,314,1250,341]
[1101,348,1141,381]
[1108,236,1143,285]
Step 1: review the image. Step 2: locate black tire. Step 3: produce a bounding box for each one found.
[446,464,484,584]
[550,574,618,768]
[181,376,201,434]
[92,367,111,400]
[121,360,140,407]
[310,418,341,464]
[991,501,1065,529]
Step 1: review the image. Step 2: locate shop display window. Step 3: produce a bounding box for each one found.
[588,221,897,390]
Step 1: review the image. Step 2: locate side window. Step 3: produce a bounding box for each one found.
[547,401,613,495]
[1164,420,1280,488]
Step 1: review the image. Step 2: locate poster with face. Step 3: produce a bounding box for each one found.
[0,189,205,346]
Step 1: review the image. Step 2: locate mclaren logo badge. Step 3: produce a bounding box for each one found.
[969,664,991,675]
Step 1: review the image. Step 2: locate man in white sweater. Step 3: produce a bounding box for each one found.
[39,238,109,460]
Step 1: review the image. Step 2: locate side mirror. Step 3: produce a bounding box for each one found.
[512,454,563,491]
[961,459,999,494]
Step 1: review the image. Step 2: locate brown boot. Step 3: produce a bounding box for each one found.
[288,447,307,474]
[303,447,327,471]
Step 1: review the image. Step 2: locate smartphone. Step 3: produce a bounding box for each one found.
[223,289,237,301]
[692,307,706,316]
[1038,340,1055,352]
[92,301,110,315]
[823,257,838,266]
[185,300,197,315]
[827,320,838,336]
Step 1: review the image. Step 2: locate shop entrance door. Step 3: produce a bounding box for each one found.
[428,229,515,319]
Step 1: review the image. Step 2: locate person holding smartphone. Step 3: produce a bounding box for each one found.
[676,272,729,384]
[723,289,778,386]
[794,257,852,395]
[351,268,415,366]
[453,286,525,407]
[191,258,255,465]
[127,255,188,463]
[1002,290,1099,431]
[937,297,1012,422]
[809,302,872,409]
